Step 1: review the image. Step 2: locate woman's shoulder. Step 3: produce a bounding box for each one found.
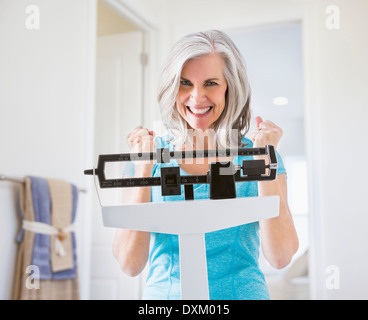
[241,136,253,148]
[154,134,174,149]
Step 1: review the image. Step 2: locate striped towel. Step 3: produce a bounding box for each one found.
[17,176,78,279]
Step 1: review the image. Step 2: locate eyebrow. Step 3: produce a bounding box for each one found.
[180,77,220,82]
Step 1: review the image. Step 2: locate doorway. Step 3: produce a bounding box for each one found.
[228,22,309,299]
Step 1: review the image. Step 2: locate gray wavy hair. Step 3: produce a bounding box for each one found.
[158,29,252,148]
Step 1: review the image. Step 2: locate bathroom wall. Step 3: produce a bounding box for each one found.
[0,0,96,299]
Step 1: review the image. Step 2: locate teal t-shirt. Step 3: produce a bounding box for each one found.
[125,135,286,300]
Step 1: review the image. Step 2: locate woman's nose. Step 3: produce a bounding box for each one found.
[190,86,206,104]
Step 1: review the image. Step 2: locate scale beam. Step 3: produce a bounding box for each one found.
[84,145,278,193]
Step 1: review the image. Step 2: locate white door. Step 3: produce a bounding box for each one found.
[90,31,145,299]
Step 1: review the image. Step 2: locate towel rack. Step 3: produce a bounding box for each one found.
[0,173,87,193]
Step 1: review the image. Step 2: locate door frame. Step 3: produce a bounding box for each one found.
[102,0,159,128]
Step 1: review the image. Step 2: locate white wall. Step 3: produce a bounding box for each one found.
[0,0,96,299]
[161,0,368,299]
[304,0,368,299]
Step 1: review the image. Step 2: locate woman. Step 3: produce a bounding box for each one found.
[113,30,299,300]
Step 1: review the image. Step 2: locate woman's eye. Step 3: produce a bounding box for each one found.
[205,82,218,87]
[180,80,191,86]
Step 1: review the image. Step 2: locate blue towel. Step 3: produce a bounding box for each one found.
[17,176,78,280]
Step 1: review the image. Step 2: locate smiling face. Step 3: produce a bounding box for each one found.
[176,53,228,131]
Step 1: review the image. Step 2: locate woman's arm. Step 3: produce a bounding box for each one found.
[251,116,299,269]
[112,127,156,277]
[258,173,299,269]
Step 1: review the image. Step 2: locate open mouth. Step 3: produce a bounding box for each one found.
[186,106,213,115]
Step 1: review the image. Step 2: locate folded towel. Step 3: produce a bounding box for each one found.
[47,178,75,273]
[17,176,78,279]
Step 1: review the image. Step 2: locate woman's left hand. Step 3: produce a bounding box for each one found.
[251,116,283,149]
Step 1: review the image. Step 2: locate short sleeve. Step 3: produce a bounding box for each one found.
[275,150,287,176]
[151,135,173,177]
[241,136,286,176]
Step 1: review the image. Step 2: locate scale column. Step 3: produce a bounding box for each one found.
[179,233,209,300]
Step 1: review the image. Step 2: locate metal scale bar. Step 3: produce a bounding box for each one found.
[84,145,278,190]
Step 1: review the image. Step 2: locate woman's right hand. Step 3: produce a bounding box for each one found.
[127,126,157,174]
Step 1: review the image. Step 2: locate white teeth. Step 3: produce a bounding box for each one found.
[188,107,211,114]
